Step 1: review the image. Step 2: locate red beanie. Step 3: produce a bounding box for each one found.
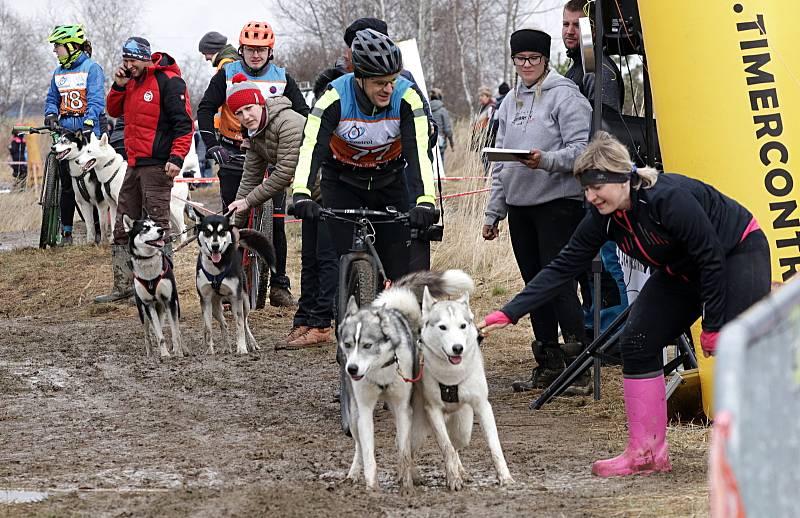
[226,73,265,113]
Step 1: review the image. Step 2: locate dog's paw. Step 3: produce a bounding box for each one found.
[410,465,421,485]
[498,473,515,487]
[446,473,463,491]
[399,482,415,496]
[206,346,215,355]
[365,482,380,493]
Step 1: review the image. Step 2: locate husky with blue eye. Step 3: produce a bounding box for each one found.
[124,215,185,358]
[195,213,275,355]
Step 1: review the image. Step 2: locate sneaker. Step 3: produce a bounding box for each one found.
[284,327,332,350]
[284,325,310,343]
[60,232,74,246]
[269,285,296,307]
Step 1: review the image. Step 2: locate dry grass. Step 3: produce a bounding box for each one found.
[431,122,523,301]
[0,189,40,233]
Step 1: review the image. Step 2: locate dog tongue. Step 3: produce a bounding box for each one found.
[449,355,462,365]
[211,251,222,263]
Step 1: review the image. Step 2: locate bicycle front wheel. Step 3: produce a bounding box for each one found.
[39,153,61,249]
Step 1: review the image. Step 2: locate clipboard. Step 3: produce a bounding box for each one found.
[481,147,530,162]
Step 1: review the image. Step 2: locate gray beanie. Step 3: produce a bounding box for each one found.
[198,31,227,54]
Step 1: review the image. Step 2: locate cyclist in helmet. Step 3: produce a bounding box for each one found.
[292,29,439,283]
[44,24,104,245]
[197,20,309,307]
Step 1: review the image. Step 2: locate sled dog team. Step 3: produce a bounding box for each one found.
[127,212,512,491]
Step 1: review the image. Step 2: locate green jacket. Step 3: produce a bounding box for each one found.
[212,44,240,70]
[234,96,306,227]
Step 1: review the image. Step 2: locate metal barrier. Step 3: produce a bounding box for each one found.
[712,277,800,517]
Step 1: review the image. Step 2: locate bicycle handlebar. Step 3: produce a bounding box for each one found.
[287,205,440,221]
[12,125,53,134]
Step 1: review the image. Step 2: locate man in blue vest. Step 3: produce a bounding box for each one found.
[44,24,104,245]
[292,29,438,281]
[197,20,309,307]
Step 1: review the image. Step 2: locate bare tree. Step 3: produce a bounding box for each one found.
[178,53,215,117]
[73,0,145,80]
[0,1,50,117]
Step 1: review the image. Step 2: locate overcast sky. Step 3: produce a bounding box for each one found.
[12,0,568,63]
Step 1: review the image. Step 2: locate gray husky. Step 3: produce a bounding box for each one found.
[413,286,514,490]
[338,269,473,493]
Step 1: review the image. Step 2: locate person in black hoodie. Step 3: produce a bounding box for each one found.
[562,0,624,111]
[479,131,771,478]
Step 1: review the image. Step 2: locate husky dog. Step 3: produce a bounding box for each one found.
[72,133,124,243]
[124,215,186,358]
[338,269,473,493]
[52,131,110,244]
[76,133,199,243]
[195,214,276,355]
[413,286,514,490]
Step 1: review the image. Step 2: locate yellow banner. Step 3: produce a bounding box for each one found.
[638,0,799,283]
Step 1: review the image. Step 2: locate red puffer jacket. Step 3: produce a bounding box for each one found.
[106,52,193,168]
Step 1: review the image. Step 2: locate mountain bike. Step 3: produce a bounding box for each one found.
[13,125,65,249]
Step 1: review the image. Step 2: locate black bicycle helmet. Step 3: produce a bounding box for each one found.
[350,29,402,78]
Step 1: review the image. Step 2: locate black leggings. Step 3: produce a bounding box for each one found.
[321,173,411,282]
[507,199,586,344]
[620,230,771,376]
[58,158,75,229]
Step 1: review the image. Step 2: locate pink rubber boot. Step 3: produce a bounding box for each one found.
[592,374,672,477]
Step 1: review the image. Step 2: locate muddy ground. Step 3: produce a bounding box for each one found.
[0,188,709,517]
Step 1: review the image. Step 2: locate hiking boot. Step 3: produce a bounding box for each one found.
[511,341,566,393]
[94,244,133,303]
[285,327,332,350]
[562,339,593,396]
[269,285,296,307]
[60,231,74,246]
[562,369,593,396]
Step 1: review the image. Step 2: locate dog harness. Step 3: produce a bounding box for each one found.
[133,255,172,297]
[72,164,101,204]
[101,157,122,199]
[197,255,233,292]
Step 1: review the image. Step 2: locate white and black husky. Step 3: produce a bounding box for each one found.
[52,131,111,244]
[195,214,275,355]
[413,285,514,490]
[124,215,186,358]
[338,270,473,493]
[76,133,200,243]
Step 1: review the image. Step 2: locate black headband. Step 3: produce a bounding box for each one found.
[578,168,633,187]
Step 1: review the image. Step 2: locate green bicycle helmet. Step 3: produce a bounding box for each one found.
[47,24,86,67]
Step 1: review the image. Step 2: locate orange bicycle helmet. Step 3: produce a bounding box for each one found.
[239,21,275,48]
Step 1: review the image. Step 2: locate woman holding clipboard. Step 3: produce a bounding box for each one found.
[483,28,592,394]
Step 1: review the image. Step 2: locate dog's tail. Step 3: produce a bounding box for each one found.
[393,269,474,301]
[238,229,277,272]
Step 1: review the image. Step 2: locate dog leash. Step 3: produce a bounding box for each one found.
[169,204,235,252]
[393,349,424,383]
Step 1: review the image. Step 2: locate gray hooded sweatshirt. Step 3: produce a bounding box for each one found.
[484,70,591,226]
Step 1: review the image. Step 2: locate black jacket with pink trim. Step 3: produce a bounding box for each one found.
[501,173,754,331]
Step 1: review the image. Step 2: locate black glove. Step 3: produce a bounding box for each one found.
[206,145,230,165]
[44,114,59,129]
[82,119,95,135]
[292,194,321,220]
[408,202,439,229]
